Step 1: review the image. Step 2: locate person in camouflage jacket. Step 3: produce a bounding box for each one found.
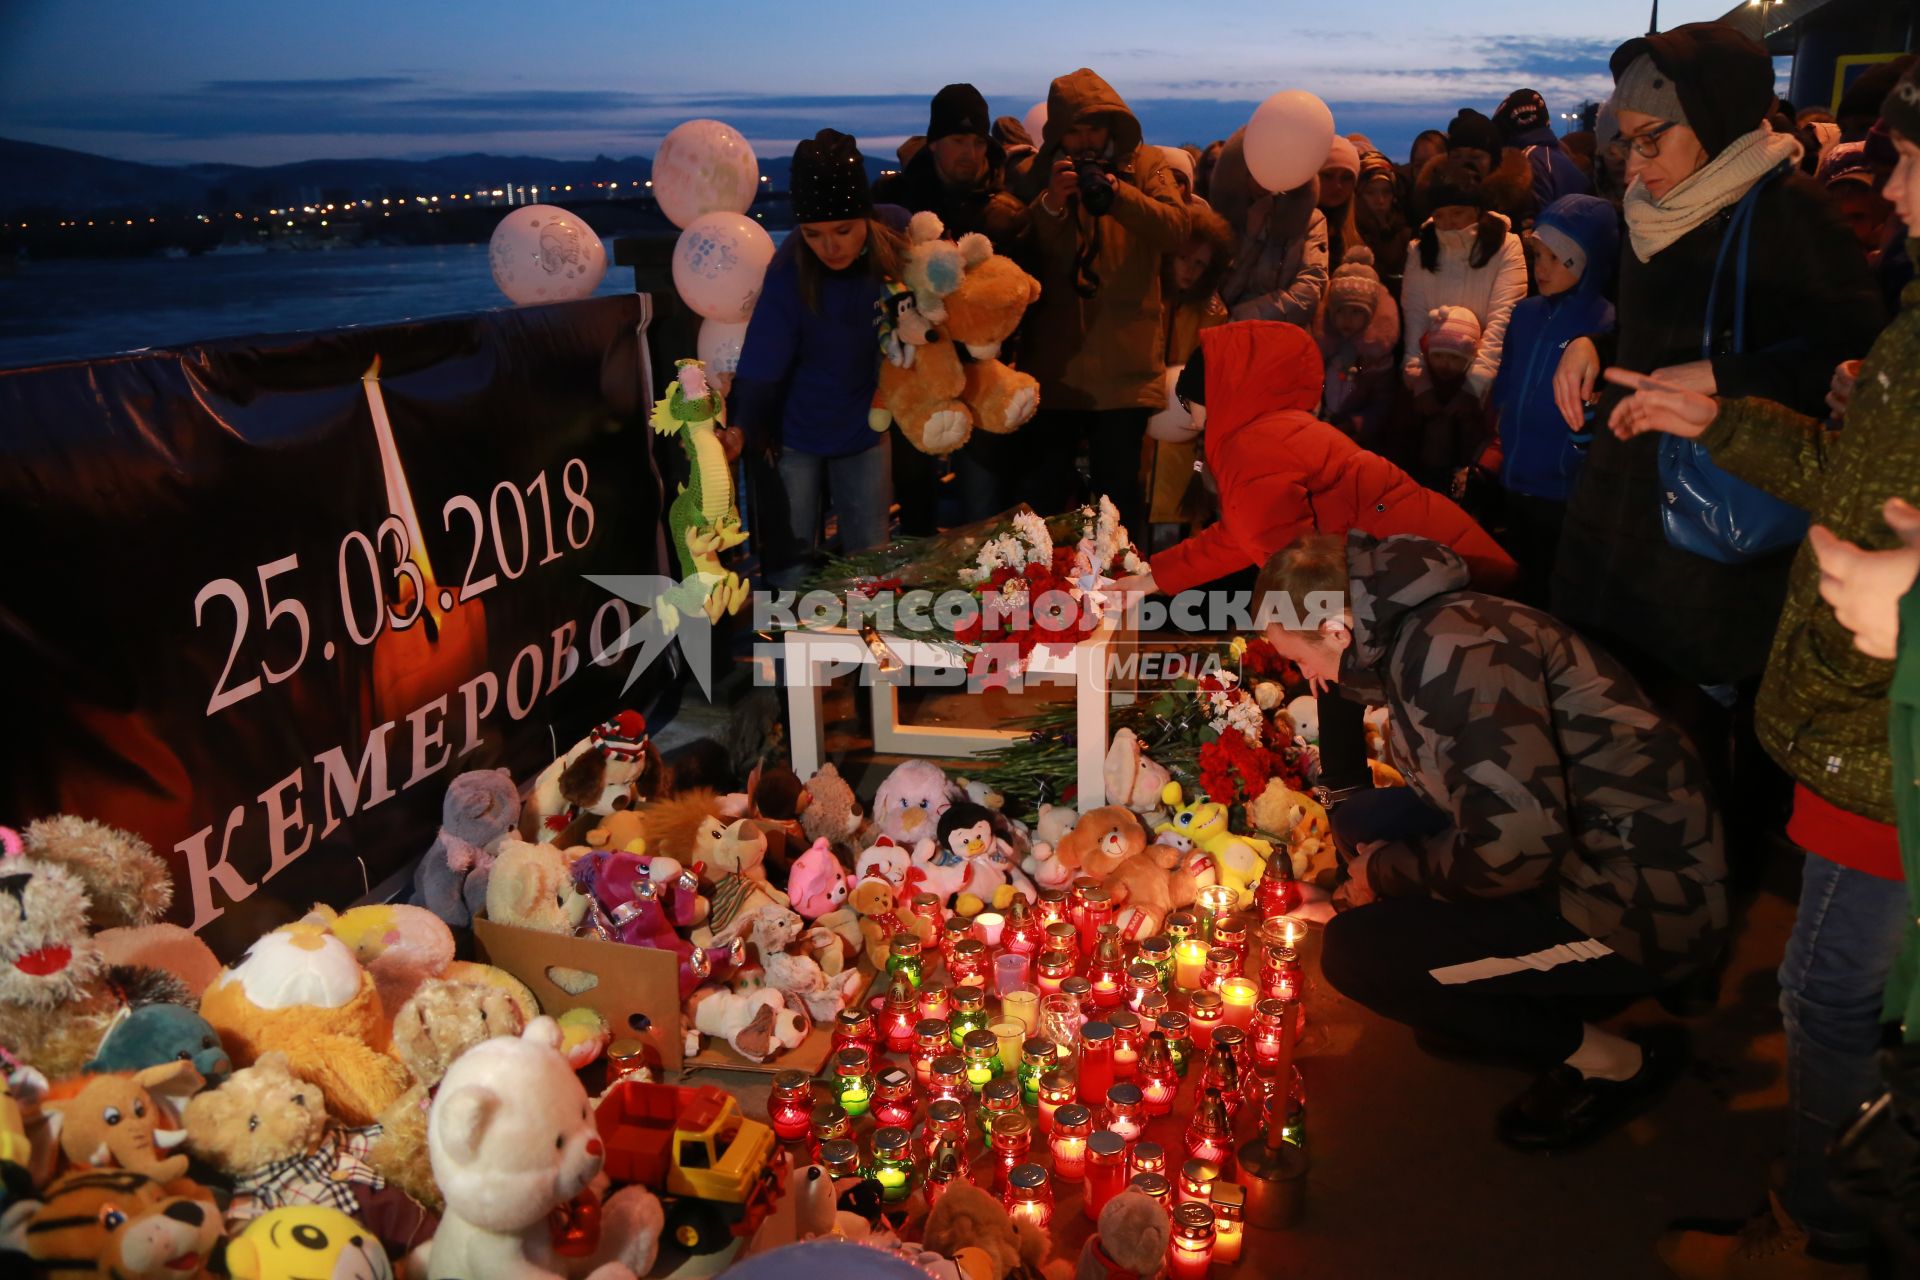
[1255,529,1727,1151]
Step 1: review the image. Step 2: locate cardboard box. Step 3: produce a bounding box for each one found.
[471,914,871,1077]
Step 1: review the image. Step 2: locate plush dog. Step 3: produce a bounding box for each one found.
[523,711,662,842]
[422,1019,664,1280]
[685,986,809,1063]
[412,769,521,930]
[4,1168,223,1280]
[712,906,862,1023]
[1103,728,1173,813]
[1051,806,1198,939]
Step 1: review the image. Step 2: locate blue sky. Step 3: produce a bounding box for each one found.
[0,0,1751,167]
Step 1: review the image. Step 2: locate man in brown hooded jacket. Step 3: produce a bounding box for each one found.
[1009,68,1189,528]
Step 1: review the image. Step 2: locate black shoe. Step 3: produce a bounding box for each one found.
[1495,1026,1687,1152]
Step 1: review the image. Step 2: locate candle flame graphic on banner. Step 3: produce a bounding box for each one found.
[362,355,489,721]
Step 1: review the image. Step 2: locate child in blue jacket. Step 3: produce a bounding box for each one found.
[1489,194,1619,605]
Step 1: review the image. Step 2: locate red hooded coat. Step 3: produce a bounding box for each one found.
[1149,321,1516,595]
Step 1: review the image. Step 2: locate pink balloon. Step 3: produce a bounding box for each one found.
[488,204,606,305]
[1244,91,1336,195]
[672,213,775,323]
[653,119,760,230]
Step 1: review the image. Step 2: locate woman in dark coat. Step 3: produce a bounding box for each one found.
[1547,23,1883,847]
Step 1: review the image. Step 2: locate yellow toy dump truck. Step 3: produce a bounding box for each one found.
[594,1080,782,1254]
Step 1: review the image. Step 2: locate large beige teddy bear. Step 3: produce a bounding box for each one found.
[421,1018,664,1280]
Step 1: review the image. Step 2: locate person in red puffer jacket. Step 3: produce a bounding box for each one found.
[1115,320,1516,598]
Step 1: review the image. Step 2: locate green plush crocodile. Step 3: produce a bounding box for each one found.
[651,357,748,624]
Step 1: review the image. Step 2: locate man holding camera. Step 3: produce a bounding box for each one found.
[1012,67,1189,528]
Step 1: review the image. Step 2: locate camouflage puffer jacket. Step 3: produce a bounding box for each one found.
[1339,531,1729,979]
[1697,264,1920,825]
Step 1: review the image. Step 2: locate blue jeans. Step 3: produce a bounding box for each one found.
[771,439,892,589]
[1778,850,1909,1251]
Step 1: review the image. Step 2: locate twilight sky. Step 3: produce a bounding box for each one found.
[0,0,1752,168]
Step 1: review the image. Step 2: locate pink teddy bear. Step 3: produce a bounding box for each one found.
[786,838,862,973]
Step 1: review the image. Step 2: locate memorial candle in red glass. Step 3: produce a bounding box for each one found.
[1108,1010,1143,1080]
[1083,1130,1128,1222]
[872,1066,916,1129]
[1049,1103,1092,1182]
[1168,1203,1216,1279]
[1003,893,1043,955]
[769,1070,814,1143]
[1139,1033,1178,1115]
[1077,1021,1116,1105]
[1184,1089,1235,1176]
[884,974,920,1052]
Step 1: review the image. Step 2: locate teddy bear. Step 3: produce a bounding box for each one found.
[743,761,810,881]
[798,763,866,857]
[182,1050,437,1260]
[786,839,861,971]
[1103,728,1173,813]
[1,818,198,1081]
[197,923,411,1127]
[86,1003,233,1085]
[312,901,456,1020]
[1076,1189,1170,1279]
[487,839,593,936]
[422,1019,664,1280]
[1020,804,1080,891]
[872,759,958,848]
[920,1180,1064,1280]
[1248,778,1335,883]
[368,977,528,1214]
[226,1205,393,1280]
[523,711,663,843]
[711,906,862,1023]
[1282,695,1320,745]
[849,876,920,969]
[938,235,1043,436]
[43,1060,201,1181]
[583,808,646,854]
[412,768,521,930]
[4,1168,224,1280]
[1051,806,1199,940]
[685,985,809,1063]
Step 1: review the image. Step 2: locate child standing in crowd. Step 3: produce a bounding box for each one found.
[1400,155,1528,404]
[1355,149,1411,296]
[1494,87,1592,208]
[1146,202,1235,547]
[1394,305,1488,495]
[1488,193,1620,605]
[733,130,907,588]
[1312,246,1400,449]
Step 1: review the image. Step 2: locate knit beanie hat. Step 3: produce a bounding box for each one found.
[791,129,873,223]
[1609,22,1773,159]
[1423,305,1481,360]
[1358,150,1396,188]
[1323,136,1361,176]
[927,84,991,143]
[1447,109,1501,156]
[1325,247,1380,317]
[1494,89,1550,142]
[1420,155,1487,215]
[1883,61,1920,142]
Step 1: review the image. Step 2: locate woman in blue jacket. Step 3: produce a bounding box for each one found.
[1489,193,1619,605]
[733,129,908,588]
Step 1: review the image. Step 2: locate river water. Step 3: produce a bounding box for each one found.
[0,239,642,370]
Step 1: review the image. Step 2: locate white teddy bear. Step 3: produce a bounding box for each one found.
[421,1018,663,1280]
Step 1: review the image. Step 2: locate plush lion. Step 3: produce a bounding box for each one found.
[642,790,789,945]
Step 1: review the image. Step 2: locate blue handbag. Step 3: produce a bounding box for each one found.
[1655,162,1809,565]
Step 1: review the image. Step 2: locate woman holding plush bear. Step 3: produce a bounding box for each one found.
[734,129,909,589]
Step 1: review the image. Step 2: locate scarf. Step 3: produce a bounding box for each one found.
[1623,129,1802,263]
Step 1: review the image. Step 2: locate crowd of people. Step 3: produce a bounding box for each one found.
[724,19,1920,1278]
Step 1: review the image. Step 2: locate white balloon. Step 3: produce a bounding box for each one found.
[1022,102,1048,146]
[1244,90,1336,195]
[697,317,750,375]
[672,213,776,323]
[488,205,607,305]
[1146,364,1198,442]
[653,119,760,230]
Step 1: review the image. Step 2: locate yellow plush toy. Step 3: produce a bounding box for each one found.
[226,1205,393,1280]
[1153,781,1273,910]
[1248,779,1335,883]
[198,924,411,1127]
[875,213,1041,456]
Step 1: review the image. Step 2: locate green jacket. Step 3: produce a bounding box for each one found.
[1889,582,1920,1040]
[1701,270,1920,826]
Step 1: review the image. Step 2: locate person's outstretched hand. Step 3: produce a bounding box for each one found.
[1603,367,1719,440]
[1809,497,1920,661]
[1553,336,1600,430]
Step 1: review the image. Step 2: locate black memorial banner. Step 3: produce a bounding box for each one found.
[0,294,676,958]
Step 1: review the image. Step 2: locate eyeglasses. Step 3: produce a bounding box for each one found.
[1616,120,1679,159]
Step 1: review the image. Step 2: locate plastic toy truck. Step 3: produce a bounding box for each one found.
[594,1080,782,1253]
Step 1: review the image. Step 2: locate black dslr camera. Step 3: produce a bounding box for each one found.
[1073,151,1116,215]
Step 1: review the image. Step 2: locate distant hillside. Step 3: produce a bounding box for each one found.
[0,139,654,215]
